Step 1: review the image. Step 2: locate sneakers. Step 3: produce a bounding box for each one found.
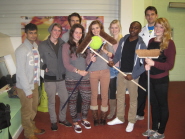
[81,120,91,129]
[51,123,58,131]
[136,115,144,120]
[142,130,156,136]
[126,122,134,132]
[34,128,45,135]
[150,132,165,139]
[73,124,82,133]
[107,117,124,125]
[59,120,72,127]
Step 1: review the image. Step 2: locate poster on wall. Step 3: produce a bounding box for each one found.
[20,16,104,44]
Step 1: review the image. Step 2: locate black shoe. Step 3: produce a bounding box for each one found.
[100,119,106,125]
[59,120,72,127]
[51,123,58,131]
[94,119,99,126]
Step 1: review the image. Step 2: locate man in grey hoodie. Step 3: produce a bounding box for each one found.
[38,23,72,131]
[16,23,45,139]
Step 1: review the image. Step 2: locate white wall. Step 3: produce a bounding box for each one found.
[120,0,133,35]
[4,54,16,76]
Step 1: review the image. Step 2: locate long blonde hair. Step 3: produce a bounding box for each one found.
[155,18,171,50]
[109,20,123,42]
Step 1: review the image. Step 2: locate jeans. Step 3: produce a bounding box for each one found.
[17,83,38,137]
[116,73,138,123]
[44,81,68,123]
[110,67,119,79]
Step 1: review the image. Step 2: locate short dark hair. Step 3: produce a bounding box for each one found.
[68,12,82,24]
[145,6,157,15]
[131,21,142,29]
[25,23,37,33]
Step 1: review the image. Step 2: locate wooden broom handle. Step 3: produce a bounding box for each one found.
[90,48,146,92]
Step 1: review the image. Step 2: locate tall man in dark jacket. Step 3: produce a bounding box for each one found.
[38,23,72,131]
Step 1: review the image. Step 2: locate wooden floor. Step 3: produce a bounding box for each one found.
[18,81,185,139]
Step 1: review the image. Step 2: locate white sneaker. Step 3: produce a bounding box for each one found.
[107,117,124,125]
[126,122,134,132]
[136,115,144,120]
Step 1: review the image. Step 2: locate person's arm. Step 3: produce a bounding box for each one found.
[132,41,147,79]
[15,48,33,96]
[154,40,176,70]
[86,49,96,65]
[38,43,47,70]
[62,43,76,72]
[113,37,124,64]
[101,44,113,58]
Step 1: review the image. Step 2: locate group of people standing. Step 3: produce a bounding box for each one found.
[15,6,176,139]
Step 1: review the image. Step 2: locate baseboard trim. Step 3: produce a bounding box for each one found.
[13,125,23,139]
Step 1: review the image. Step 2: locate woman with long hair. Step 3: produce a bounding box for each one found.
[87,20,114,126]
[107,20,123,119]
[143,18,176,139]
[62,24,91,133]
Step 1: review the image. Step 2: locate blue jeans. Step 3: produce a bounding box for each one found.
[110,67,119,79]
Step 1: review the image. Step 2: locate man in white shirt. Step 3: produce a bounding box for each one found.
[136,6,158,120]
[139,6,158,46]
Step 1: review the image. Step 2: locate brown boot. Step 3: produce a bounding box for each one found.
[92,110,99,126]
[25,135,38,139]
[107,99,116,119]
[100,111,107,125]
[34,128,45,135]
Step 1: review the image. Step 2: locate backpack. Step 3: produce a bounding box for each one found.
[0,103,12,139]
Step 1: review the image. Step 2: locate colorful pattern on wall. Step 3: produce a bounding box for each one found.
[21,16,104,44]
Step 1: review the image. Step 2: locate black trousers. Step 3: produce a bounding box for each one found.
[77,91,82,113]
[137,72,147,116]
[150,77,169,134]
[108,77,117,99]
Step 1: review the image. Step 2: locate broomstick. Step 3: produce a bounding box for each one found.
[77,30,146,91]
[136,49,160,139]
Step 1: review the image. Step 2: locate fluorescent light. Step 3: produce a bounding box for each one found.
[169,2,185,8]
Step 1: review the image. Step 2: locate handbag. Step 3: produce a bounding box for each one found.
[0,103,12,139]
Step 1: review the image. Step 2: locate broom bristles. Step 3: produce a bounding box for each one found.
[76,30,117,54]
[76,33,92,53]
[136,49,160,58]
[99,30,117,45]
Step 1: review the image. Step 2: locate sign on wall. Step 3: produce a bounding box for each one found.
[21,16,104,43]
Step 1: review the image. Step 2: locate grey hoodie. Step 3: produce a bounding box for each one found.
[15,39,40,96]
[113,34,147,79]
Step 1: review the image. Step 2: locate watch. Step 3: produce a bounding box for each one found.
[75,69,78,73]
